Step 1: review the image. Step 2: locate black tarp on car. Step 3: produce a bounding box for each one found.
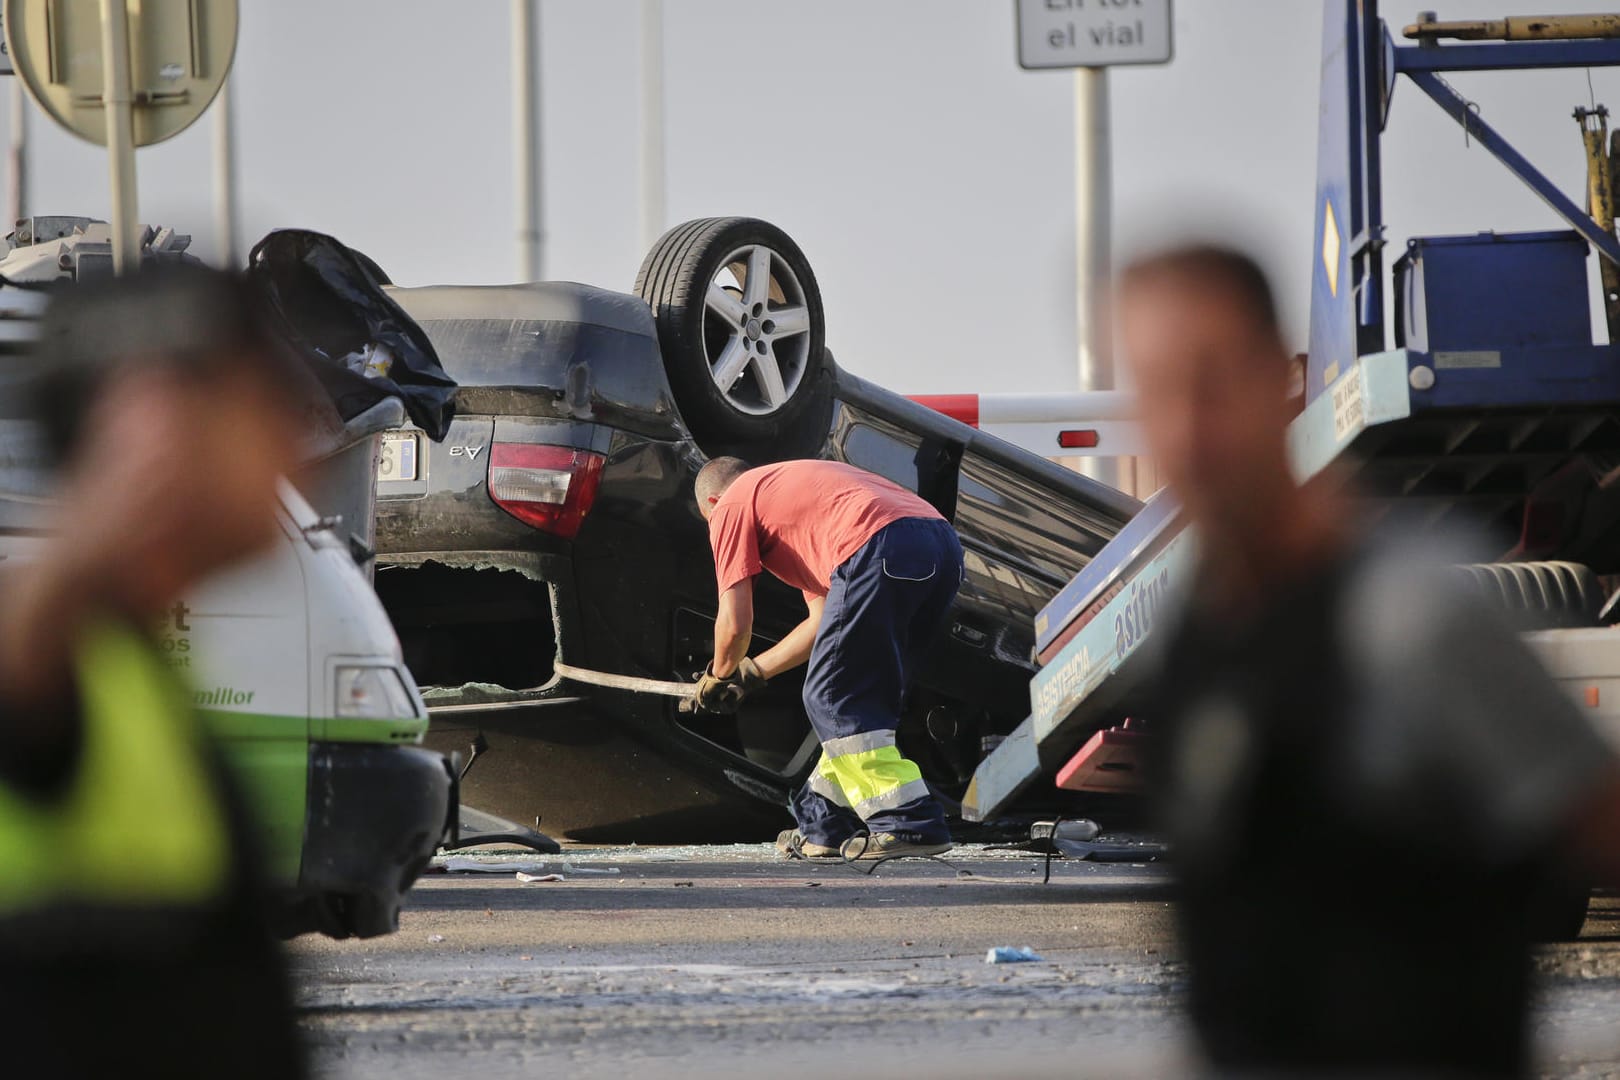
[248,229,457,441]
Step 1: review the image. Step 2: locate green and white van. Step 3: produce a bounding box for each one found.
[0,453,453,939]
[190,476,452,936]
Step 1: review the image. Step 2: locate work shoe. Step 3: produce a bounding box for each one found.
[839,832,953,861]
[776,829,840,860]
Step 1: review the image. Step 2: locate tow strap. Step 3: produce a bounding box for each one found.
[552,662,696,701]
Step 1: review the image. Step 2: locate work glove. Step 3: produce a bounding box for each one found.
[684,658,768,715]
[690,666,743,714]
[729,657,768,698]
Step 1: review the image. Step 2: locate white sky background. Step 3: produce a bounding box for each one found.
[4,0,1618,392]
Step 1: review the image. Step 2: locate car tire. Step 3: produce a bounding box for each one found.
[636,217,828,446]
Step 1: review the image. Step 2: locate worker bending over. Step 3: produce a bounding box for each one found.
[694,457,960,861]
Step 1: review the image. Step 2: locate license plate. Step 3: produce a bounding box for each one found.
[377,432,420,482]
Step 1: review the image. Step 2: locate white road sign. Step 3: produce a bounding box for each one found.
[1016,0,1173,69]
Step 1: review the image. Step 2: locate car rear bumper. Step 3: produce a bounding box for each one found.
[294,742,453,937]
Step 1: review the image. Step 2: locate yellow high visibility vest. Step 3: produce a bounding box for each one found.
[0,619,229,913]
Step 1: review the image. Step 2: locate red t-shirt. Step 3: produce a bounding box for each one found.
[708,460,943,599]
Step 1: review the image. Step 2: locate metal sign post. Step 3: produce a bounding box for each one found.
[640,0,666,254]
[213,74,238,267]
[511,0,542,282]
[1073,65,1112,486]
[1015,0,1173,494]
[97,0,138,273]
[3,0,239,274]
[8,81,24,226]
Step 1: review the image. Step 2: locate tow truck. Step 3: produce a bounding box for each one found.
[962,4,1620,833]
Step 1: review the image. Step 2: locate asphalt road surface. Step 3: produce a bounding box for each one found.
[291,846,1620,1079]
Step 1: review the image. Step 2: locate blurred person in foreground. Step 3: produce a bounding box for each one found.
[0,266,307,1078]
[1120,244,1620,1078]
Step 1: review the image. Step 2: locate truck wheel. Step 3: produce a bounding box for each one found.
[1449,561,1603,629]
[635,217,828,446]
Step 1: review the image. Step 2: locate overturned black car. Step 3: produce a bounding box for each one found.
[374,218,1138,842]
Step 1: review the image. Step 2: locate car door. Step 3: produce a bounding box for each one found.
[828,386,1134,728]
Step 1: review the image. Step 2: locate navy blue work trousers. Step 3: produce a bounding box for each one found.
[791,516,962,847]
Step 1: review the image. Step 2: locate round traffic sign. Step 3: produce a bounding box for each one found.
[3,0,238,147]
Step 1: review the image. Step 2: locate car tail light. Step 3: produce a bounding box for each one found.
[487,444,605,538]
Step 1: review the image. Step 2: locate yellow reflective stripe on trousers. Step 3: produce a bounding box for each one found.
[819,743,931,818]
[808,756,851,808]
[0,620,230,912]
